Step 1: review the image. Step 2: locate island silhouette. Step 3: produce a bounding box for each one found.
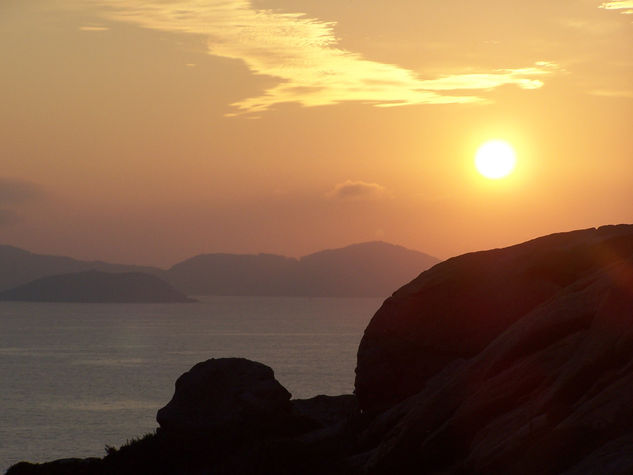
[0,270,194,303]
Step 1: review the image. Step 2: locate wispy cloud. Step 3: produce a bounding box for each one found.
[599,1,633,14]
[79,26,110,31]
[327,180,386,201]
[412,63,557,92]
[78,0,557,114]
[560,18,622,34]
[590,89,633,98]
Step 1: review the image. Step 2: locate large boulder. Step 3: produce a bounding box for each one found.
[157,358,293,437]
[357,255,633,473]
[355,225,633,412]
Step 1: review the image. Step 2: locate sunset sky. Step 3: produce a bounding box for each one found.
[1,0,632,266]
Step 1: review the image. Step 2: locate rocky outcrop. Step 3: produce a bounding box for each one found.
[7,458,100,475]
[292,395,358,429]
[156,358,294,437]
[355,224,633,412]
[355,254,633,473]
[8,359,360,475]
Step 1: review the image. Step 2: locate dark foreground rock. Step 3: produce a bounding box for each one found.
[156,358,295,437]
[356,224,633,412]
[356,255,633,473]
[7,459,100,475]
[292,394,358,428]
[8,225,633,475]
[7,359,361,475]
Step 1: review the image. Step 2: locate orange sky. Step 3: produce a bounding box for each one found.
[1,0,632,266]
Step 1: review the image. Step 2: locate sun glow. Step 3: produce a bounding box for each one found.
[475,140,517,179]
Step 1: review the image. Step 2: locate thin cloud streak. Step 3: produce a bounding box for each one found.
[78,0,557,114]
[590,89,633,98]
[79,26,110,31]
[599,1,633,14]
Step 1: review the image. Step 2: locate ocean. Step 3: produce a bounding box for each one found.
[0,296,382,471]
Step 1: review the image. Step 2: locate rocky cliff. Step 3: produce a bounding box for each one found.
[355,224,633,412]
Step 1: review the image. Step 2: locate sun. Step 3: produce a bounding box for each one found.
[475,140,517,179]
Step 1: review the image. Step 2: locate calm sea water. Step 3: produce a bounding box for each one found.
[0,296,382,471]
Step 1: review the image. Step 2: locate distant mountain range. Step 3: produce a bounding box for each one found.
[0,242,439,299]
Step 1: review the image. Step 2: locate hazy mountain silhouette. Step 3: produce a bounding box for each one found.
[0,245,160,292]
[0,270,194,303]
[0,242,439,297]
[164,242,440,297]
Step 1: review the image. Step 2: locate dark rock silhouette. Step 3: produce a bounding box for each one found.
[9,225,633,474]
[356,254,633,473]
[7,458,100,475]
[0,271,194,303]
[355,224,633,412]
[157,358,294,437]
[7,359,359,475]
[292,395,358,429]
[164,241,439,297]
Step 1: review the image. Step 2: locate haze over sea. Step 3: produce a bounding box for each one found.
[0,296,381,471]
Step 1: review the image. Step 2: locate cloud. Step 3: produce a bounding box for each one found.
[0,178,45,205]
[79,26,110,31]
[327,180,386,200]
[0,209,20,227]
[560,18,621,34]
[599,1,633,14]
[76,0,557,115]
[590,89,633,98]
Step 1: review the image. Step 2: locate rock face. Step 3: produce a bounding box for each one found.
[0,270,194,303]
[292,395,358,429]
[156,358,293,437]
[357,250,633,474]
[355,224,633,412]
